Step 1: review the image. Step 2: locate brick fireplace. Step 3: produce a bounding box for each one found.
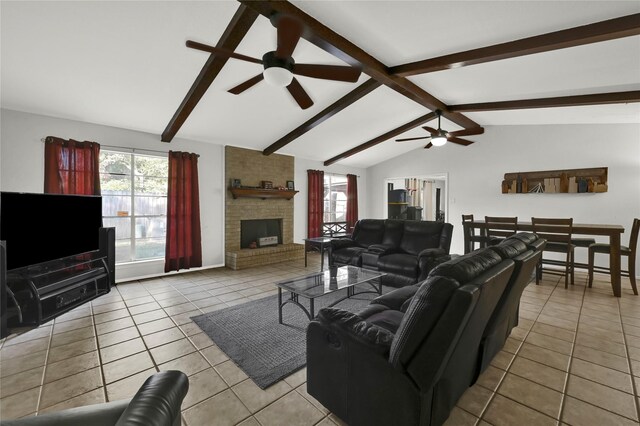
[225,146,304,269]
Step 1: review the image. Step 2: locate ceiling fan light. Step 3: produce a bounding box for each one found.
[263,67,293,87]
[431,135,447,146]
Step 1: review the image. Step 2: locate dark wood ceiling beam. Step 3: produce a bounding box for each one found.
[239,0,479,131]
[390,13,640,77]
[262,78,382,155]
[323,112,437,166]
[161,5,258,142]
[449,91,640,112]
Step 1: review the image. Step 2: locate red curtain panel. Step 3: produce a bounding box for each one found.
[44,136,101,195]
[346,174,359,232]
[165,151,202,273]
[307,169,324,238]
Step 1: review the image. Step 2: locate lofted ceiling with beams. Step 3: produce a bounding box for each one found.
[1,0,639,168]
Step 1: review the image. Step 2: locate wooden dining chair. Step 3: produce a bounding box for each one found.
[588,218,639,295]
[485,216,518,246]
[462,214,489,253]
[532,217,575,288]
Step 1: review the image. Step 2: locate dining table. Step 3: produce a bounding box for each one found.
[462,220,625,297]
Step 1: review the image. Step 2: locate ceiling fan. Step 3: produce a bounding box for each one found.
[395,110,484,148]
[185,15,362,110]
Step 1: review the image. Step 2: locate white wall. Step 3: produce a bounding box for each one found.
[293,157,367,243]
[0,109,225,281]
[366,124,640,271]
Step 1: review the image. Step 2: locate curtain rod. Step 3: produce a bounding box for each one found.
[40,138,199,157]
[324,171,360,178]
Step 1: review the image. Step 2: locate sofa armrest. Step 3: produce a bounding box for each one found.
[330,238,358,251]
[367,244,402,255]
[0,401,130,426]
[115,370,189,426]
[418,248,446,259]
[370,285,420,311]
[316,308,394,355]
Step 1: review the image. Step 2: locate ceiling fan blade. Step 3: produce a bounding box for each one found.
[424,142,433,149]
[395,136,431,142]
[448,137,475,146]
[186,40,263,64]
[276,16,303,58]
[286,78,313,109]
[447,127,485,137]
[422,126,438,134]
[228,74,264,95]
[293,64,361,83]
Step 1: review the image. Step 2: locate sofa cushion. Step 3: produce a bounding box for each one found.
[400,221,444,255]
[371,285,420,311]
[353,219,386,247]
[377,253,419,278]
[489,239,528,259]
[332,246,366,266]
[429,248,502,283]
[364,310,405,334]
[389,275,460,367]
[382,219,404,246]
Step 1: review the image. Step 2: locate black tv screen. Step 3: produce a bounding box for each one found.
[0,192,103,270]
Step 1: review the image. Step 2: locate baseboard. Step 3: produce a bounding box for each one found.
[116,263,225,284]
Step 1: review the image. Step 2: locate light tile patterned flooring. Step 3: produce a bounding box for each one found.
[1,253,640,426]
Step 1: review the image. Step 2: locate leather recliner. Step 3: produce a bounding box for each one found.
[0,371,189,426]
[330,219,454,287]
[307,248,515,426]
[476,233,545,379]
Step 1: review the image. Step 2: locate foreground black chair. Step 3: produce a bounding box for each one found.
[0,371,189,426]
[307,249,515,426]
[588,218,639,295]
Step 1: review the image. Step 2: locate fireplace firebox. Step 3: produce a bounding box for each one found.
[241,219,283,249]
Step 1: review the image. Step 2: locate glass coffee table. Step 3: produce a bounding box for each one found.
[276,266,385,324]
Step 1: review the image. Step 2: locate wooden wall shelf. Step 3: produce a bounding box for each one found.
[502,167,608,194]
[229,187,299,200]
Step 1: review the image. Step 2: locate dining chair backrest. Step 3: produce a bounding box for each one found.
[629,218,640,256]
[462,214,474,223]
[531,217,573,244]
[485,216,518,240]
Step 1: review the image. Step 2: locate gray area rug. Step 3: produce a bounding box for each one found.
[191,283,391,389]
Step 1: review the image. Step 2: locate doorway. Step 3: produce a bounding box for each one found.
[384,174,448,222]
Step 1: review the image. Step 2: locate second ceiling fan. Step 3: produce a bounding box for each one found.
[396,110,484,148]
[186,15,362,110]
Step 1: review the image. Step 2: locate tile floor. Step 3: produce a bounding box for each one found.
[1,253,639,425]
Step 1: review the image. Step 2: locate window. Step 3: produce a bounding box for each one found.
[323,174,347,223]
[99,151,168,263]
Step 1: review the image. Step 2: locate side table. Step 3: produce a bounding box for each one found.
[304,237,333,271]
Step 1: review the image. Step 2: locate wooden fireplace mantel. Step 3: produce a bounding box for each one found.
[229,187,299,200]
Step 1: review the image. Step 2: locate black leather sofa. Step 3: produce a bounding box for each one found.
[330,219,454,287]
[0,371,189,426]
[307,233,544,426]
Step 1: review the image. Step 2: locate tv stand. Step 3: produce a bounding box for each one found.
[0,227,115,338]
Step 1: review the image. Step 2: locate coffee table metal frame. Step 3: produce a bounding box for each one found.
[276,266,385,324]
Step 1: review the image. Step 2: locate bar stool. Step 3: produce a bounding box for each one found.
[462,214,489,253]
[485,216,518,246]
[588,218,639,295]
[532,217,575,288]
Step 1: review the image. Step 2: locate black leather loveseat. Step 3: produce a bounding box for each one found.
[330,219,454,287]
[307,233,544,426]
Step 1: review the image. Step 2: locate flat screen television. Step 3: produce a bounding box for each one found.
[0,192,103,270]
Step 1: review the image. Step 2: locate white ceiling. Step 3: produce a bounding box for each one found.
[1,1,639,168]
